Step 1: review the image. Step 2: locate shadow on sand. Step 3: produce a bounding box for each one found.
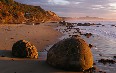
[0,50,13,57]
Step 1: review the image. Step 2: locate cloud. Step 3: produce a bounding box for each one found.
[48,0,70,5]
[14,0,116,18]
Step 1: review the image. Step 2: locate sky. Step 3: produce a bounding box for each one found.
[14,0,116,19]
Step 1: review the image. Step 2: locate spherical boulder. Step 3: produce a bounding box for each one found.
[47,37,93,71]
[12,40,38,59]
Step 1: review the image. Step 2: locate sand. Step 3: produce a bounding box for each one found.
[0,23,79,73]
[0,23,61,51]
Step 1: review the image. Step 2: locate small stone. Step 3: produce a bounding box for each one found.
[84,33,92,38]
[89,44,93,48]
[10,38,14,39]
[113,56,116,58]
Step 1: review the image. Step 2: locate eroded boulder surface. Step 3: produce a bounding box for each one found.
[12,40,38,59]
[47,37,93,71]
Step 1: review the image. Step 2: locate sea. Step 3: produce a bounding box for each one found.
[66,20,116,54]
[66,20,116,73]
[40,20,116,73]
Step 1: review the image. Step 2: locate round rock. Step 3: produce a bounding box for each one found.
[12,40,38,59]
[47,37,93,71]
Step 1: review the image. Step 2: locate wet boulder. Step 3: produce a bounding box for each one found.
[47,37,93,71]
[12,40,38,59]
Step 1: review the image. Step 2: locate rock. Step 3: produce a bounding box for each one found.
[89,44,93,48]
[84,67,97,73]
[77,23,95,26]
[10,38,14,39]
[102,25,105,26]
[12,40,38,59]
[98,59,116,64]
[72,35,80,38]
[84,33,92,38]
[59,21,67,25]
[47,37,93,71]
[113,56,116,59]
[111,25,115,26]
[99,54,102,56]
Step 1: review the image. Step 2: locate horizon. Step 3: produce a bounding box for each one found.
[14,0,116,20]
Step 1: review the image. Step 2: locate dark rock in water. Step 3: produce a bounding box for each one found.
[69,35,80,38]
[71,35,80,38]
[96,26,99,27]
[99,54,102,56]
[89,44,93,48]
[114,56,116,59]
[59,21,73,28]
[111,25,115,26]
[102,25,105,26]
[12,40,38,59]
[98,59,116,64]
[77,23,95,26]
[59,21,67,25]
[84,33,92,38]
[47,37,93,71]
[84,66,97,73]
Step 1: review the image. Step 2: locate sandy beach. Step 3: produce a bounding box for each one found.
[0,23,73,73]
[0,22,115,73]
[1,0,116,73]
[0,23,62,51]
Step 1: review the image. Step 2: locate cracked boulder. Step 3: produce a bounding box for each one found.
[12,40,38,59]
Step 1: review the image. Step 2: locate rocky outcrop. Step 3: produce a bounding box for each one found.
[12,40,38,59]
[0,0,61,24]
[46,11,61,21]
[47,37,93,71]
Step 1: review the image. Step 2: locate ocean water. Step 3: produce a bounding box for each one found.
[67,20,116,55]
[63,20,116,73]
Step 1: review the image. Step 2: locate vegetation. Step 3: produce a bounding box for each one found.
[0,0,61,24]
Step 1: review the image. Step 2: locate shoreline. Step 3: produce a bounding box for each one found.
[0,22,84,73]
[56,23,116,73]
[0,22,115,73]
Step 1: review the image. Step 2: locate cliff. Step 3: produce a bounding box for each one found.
[0,0,61,24]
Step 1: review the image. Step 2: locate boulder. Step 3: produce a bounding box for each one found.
[12,40,38,59]
[47,37,93,71]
